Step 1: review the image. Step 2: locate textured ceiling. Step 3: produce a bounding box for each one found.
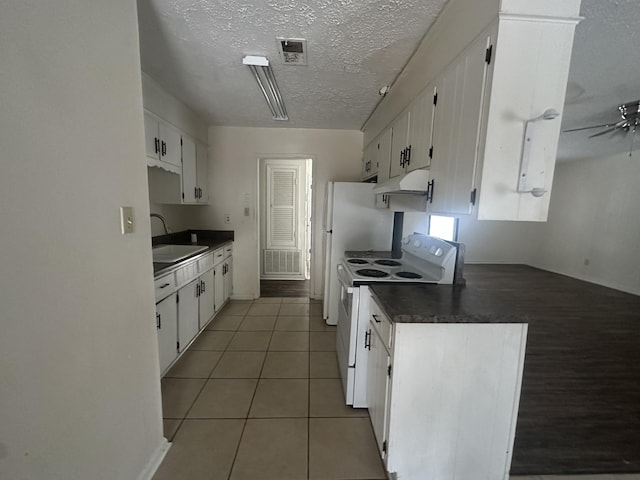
[137,0,640,160]
[137,0,448,130]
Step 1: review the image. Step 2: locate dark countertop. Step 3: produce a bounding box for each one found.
[370,264,640,475]
[152,229,234,276]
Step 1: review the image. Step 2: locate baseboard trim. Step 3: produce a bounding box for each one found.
[137,437,171,480]
[231,293,255,301]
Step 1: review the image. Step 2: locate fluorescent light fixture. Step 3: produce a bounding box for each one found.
[242,55,288,121]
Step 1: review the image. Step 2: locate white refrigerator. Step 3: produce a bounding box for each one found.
[322,182,427,325]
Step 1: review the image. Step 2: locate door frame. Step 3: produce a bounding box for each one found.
[255,155,315,296]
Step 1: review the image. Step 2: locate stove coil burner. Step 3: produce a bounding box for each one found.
[356,268,389,278]
[374,259,402,267]
[395,271,423,279]
[347,259,369,265]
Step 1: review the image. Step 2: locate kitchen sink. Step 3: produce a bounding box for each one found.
[152,244,208,264]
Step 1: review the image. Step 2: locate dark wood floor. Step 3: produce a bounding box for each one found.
[463,265,640,475]
[260,279,310,297]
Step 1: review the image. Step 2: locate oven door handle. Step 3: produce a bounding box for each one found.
[337,264,353,293]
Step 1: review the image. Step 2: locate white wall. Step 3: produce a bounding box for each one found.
[458,216,536,264]
[0,2,164,479]
[196,126,363,299]
[142,73,208,236]
[528,151,640,295]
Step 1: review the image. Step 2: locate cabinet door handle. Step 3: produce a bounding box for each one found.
[161,141,166,156]
[156,312,161,329]
[198,187,202,199]
[400,149,405,167]
[372,314,381,324]
[159,283,170,289]
[154,137,160,154]
[406,145,411,165]
[427,180,435,203]
[364,329,371,350]
[196,283,200,297]
[201,280,205,293]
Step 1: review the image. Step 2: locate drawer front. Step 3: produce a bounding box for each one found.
[154,273,176,301]
[213,247,225,265]
[370,297,393,351]
[223,243,233,259]
[175,261,198,286]
[198,252,214,272]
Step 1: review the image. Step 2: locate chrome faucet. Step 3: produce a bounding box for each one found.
[150,213,169,235]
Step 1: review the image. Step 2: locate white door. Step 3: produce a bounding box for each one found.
[261,159,308,279]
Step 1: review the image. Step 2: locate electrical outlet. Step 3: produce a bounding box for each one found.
[120,206,134,234]
[224,214,231,224]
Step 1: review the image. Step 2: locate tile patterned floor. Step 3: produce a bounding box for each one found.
[154,298,384,480]
[154,299,640,480]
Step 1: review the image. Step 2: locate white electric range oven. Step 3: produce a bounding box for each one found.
[335,233,457,407]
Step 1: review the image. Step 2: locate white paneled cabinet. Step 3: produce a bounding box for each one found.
[198,268,215,329]
[182,137,209,204]
[361,141,378,180]
[156,293,178,375]
[154,243,233,374]
[429,33,491,215]
[389,91,435,179]
[144,111,182,174]
[367,294,528,480]
[178,278,200,352]
[389,112,410,179]
[368,128,393,183]
[363,4,580,221]
[195,142,209,203]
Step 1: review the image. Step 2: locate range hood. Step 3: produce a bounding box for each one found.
[372,169,430,194]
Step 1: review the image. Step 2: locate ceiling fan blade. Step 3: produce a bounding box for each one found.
[563,123,615,133]
[589,125,618,138]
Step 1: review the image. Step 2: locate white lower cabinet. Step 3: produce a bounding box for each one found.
[366,316,390,457]
[154,243,233,373]
[198,268,215,329]
[367,294,528,480]
[223,257,233,302]
[156,293,178,375]
[177,279,200,352]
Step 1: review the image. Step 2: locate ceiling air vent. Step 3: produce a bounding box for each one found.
[277,38,307,66]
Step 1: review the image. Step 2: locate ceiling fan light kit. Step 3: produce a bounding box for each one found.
[517,108,560,196]
[242,55,288,121]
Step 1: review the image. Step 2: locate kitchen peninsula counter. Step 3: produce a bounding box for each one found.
[371,263,640,475]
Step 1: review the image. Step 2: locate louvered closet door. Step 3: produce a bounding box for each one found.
[264,164,304,277]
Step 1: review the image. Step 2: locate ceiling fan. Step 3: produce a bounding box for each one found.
[564,100,640,138]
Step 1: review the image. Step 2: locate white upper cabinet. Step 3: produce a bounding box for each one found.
[375,128,393,183]
[429,33,492,215]
[388,91,435,179]
[361,141,378,180]
[406,88,436,173]
[196,142,209,204]
[389,111,410,179]
[362,1,581,221]
[182,135,198,203]
[476,15,580,221]
[144,111,182,174]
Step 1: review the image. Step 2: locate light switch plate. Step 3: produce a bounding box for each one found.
[120,206,134,234]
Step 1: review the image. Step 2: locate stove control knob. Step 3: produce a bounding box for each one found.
[403,237,411,244]
[413,240,422,248]
[434,248,443,257]
[429,246,437,254]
